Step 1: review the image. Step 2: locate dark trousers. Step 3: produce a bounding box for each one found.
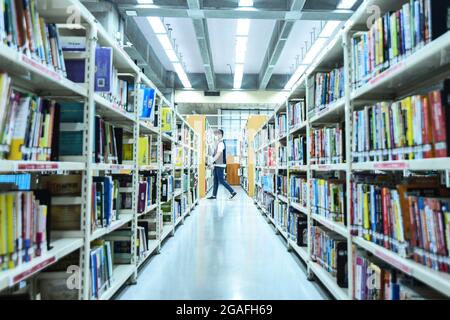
[213,166,235,197]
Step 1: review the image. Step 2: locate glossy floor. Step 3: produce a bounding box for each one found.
[116,188,329,300]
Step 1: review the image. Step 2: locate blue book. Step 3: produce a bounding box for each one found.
[93,176,113,227]
[95,47,113,92]
[65,59,85,83]
[139,86,156,120]
[59,132,83,156]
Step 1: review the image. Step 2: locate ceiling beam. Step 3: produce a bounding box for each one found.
[118,6,353,20]
[187,0,216,90]
[258,0,306,90]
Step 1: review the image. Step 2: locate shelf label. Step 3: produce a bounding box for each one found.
[16,162,59,172]
[374,248,411,275]
[374,162,408,170]
[22,55,61,81]
[11,256,57,286]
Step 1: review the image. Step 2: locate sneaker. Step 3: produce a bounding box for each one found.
[229,192,237,200]
[207,196,217,200]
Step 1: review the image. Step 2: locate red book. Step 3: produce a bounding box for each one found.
[422,96,434,158]
[381,188,390,249]
[429,83,450,158]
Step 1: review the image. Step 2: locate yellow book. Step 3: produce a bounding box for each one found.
[6,193,15,269]
[401,97,414,160]
[8,96,32,160]
[161,107,172,132]
[39,110,51,161]
[0,194,7,268]
[138,137,149,166]
[122,143,133,162]
[377,17,384,65]
[363,190,370,241]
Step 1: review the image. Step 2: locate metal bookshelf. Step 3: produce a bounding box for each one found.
[253,0,450,300]
[0,0,200,300]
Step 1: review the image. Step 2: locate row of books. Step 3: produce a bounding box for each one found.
[313,67,345,111]
[161,175,174,203]
[90,240,113,299]
[276,114,287,137]
[310,225,348,288]
[173,195,188,221]
[351,0,450,88]
[289,176,308,209]
[258,173,275,194]
[138,175,157,214]
[256,189,275,216]
[310,125,344,165]
[278,145,287,167]
[274,201,288,232]
[254,124,275,149]
[126,136,158,166]
[350,177,450,273]
[288,100,306,128]
[256,147,276,168]
[276,175,288,197]
[0,0,67,75]
[92,176,120,231]
[311,178,346,224]
[352,84,449,162]
[288,209,308,247]
[0,75,60,161]
[289,136,306,166]
[0,191,48,271]
[353,249,444,300]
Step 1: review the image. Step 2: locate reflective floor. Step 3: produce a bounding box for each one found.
[116,187,329,300]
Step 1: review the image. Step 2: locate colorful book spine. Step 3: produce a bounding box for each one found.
[288,100,306,128]
[313,67,345,111]
[289,176,308,209]
[310,125,344,165]
[311,178,346,224]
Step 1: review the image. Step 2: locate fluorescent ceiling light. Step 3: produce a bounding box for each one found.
[234,64,244,89]
[173,63,192,89]
[239,0,253,7]
[157,34,173,50]
[165,49,179,62]
[337,0,357,9]
[235,37,248,63]
[137,0,154,3]
[319,21,342,38]
[236,19,251,36]
[125,10,137,16]
[147,17,166,34]
[302,37,328,64]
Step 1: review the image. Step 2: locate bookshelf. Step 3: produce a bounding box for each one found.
[254,0,450,300]
[0,0,199,300]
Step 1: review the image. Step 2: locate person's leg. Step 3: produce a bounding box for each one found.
[212,167,219,197]
[217,167,236,196]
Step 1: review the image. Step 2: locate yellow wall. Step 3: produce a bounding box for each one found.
[187,115,207,198]
[246,115,268,197]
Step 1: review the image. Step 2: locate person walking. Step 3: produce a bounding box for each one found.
[207,129,237,200]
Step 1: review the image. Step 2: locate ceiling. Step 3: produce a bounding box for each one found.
[110,0,361,91]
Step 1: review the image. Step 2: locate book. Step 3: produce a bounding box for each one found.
[288,100,306,129]
[351,0,450,89]
[289,135,306,166]
[313,67,345,113]
[310,124,344,165]
[289,175,308,209]
[311,225,348,288]
[90,240,113,299]
[352,82,450,162]
[311,178,346,224]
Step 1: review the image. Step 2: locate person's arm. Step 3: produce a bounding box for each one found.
[212,142,224,163]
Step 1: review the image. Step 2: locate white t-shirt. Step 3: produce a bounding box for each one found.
[213,141,226,168]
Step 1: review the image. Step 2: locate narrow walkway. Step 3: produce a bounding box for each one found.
[117,188,328,300]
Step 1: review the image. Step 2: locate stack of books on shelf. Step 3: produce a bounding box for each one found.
[92,176,120,231]
[0,73,61,161]
[288,209,308,245]
[274,201,288,231]
[138,175,157,214]
[137,222,149,261]
[353,250,445,300]
[352,83,449,163]
[312,67,344,114]
[310,225,348,288]
[289,176,308,209]
[0,190,49,270]
[289,136,306,166]
[288,100,306,128]
[0,1,67,75]
[311,178,346,224]
[276,113,287,137]
[351,1,450,89]
[90,240,113,299]
[310,125,344,165]
[350,176,450,272]
[276,175,288,197]
[278,145,287,167]
[94,116,124,164]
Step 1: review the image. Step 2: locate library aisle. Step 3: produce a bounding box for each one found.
[117,188,327,300]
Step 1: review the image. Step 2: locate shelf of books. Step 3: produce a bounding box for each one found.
[253,0,450,300]
[0,0,200,300]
